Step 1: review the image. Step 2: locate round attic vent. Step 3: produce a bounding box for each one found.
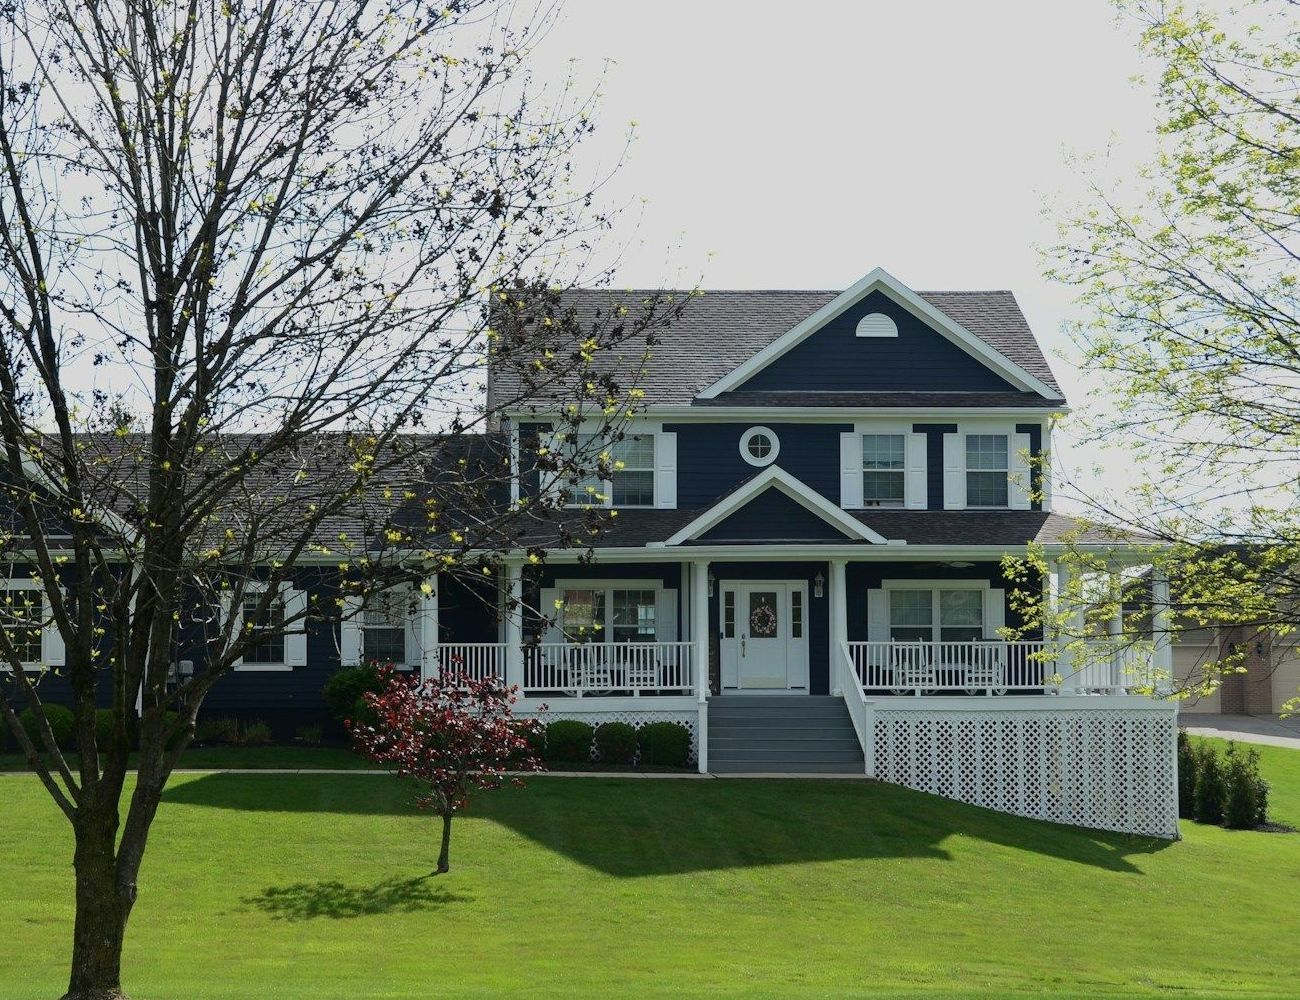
[855,312,898,338]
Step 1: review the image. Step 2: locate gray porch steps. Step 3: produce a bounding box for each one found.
[707,695,866,774]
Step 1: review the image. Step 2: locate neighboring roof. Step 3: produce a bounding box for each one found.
[494,284,1064,409]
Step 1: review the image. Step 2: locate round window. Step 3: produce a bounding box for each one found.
[739,426,780,467]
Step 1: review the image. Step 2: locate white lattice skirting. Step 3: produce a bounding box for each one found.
[521,709,698,764]
[872,703,1179,839]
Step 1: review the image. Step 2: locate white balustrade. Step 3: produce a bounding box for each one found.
[436,643,507,682]
[523,641,694,697]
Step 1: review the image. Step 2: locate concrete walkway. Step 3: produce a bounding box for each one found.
[1180,714,1300,750]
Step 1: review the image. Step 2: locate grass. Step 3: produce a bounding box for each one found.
[3,749,1300,998]
[0,744,373,772]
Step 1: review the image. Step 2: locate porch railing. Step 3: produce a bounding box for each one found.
[523,641,694,697]
[436,643,507,683]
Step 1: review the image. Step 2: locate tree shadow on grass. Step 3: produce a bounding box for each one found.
[242,875,470,921]
[165,772,1175,876]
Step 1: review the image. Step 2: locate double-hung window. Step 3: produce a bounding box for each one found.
[565,433,655,508]
[0,588,43,664]
[965,434,1009,508]
[888,587,985,643]
[361,590,409,664]
[241,590,286,665]
[560,586,657,642]
[862,434,906,507]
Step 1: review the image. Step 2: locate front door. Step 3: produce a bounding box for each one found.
[719,581,809,692]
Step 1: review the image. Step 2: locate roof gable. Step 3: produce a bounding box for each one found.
[698,268,1059,400]
[659,466,892,546]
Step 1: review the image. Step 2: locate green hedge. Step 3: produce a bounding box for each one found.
[544,720,594,763]
[18,704,74,749]
[594,722,637,764]
[637,721,691,768]
[322,664,384,727]
[1181,734,1269,829]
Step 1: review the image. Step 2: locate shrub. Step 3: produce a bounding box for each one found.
[594,722,637,764]
[544,720,594,763]
[295,723,324,745]
[1222,742,1269,829]
[323,664,384,726]
[241,720,274,746]
[95,708,117,746]
[195,716,240,745]
[637,721,691,768]
[19,704,75,749]
[1176,731,1197,819]
[1192,741,1225,825]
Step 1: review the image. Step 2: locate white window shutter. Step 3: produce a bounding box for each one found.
[537,430,563,500]
[655,432,677,509]
[656,589,678,642]
[905,432,927,510]
[840,433,862,508]
[221,592,245,668]
[943,433,965,510]
[41,592,64,666]
[984,588,1006,639]
[284,588,308,666]
[339,594,362,666]
[1009,432,1032,510]
[867,588,888,640]
[539,587,564,644]
[403,588,423,668]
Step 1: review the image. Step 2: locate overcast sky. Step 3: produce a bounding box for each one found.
[528,0,1168,507]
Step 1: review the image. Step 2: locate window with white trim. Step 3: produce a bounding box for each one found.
[241,590,286,665]
[559,586,657,642]
[1,587,43,664]
[965,434,1009,508]
[862,434,905,507]
[889,587,984,642]
[740,426,779,467]
[564,433,655,507]
[361,589,409,663]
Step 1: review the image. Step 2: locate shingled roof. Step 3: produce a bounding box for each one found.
[493,287,1064,408]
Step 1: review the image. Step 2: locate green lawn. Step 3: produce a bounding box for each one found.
[3,750,1300,999]
[0,744,372,772]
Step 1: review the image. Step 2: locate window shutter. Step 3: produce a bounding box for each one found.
[656,589,678,643]
[41,593,65,667]
[1009,431,1032,510]
[283,588,308,667]
[984,588,1006,639]
[905,432,927,510]
[539,587,564,645]
[537,430,563,500]
[943,432,965,510]
[655,432,677,509]
[840,433,862,508]
[222,592,245,668]
[403,589,424,669]
[867,588,888,641]
[339,594,362,666]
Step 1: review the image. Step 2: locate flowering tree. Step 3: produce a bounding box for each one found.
[351,667,544,874]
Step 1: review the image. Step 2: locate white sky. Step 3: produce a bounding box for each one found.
[529,0,1170,509]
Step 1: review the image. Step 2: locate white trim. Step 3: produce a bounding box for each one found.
[0,578,51,671]
[718,579,810,693]
[659,466,892,546]
[507,405,1069,421]
[879,578,995,644]
[232,581,301,672]
[739,426,780,468]
[696,267,1060,399]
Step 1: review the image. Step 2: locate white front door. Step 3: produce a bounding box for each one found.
[719,581,809,692]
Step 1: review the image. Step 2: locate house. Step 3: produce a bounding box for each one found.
[2,268,1180,838]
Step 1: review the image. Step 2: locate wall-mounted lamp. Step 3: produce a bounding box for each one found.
[813,571,825,599]
[707,572,715,598]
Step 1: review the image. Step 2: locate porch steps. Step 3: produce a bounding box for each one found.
[707,696,865,774]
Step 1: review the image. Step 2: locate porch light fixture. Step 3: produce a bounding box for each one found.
[707,572,715,597]
[813,571,824,599]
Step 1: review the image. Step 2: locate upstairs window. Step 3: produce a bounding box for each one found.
[965,434,1008,508]
[1,588,43,663]
[241,591,286,665]
[565,434,655,507]
[862,434,905,507]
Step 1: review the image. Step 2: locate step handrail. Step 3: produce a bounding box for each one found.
[837,640,874,776]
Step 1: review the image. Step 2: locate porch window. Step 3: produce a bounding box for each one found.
[560,586,658,642]
[565,433,655,507]
[0,588,43,663]
[241,591,286,664]
[560,588,605,641]
[361,590,408,663]
[862,434,905,507]
[965,434,1009,508]
[611,589,656,642]
[889,587,985,643]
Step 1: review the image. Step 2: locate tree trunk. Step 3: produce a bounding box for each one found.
[436,810,453,874]
[63,809,129,1000]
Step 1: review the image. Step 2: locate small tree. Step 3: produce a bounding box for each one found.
[350,667,544,874]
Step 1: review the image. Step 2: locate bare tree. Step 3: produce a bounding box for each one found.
[0,2,683,997]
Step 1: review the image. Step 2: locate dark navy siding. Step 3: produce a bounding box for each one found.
[697,489,851,542]
[708,561,832,695]
[735,290,1019,394]
[666,422,851,506]
[440,573,499,643]
[912,423,957,510]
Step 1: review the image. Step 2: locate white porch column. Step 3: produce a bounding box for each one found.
[419,573,439,682]
[1045,559,1076,693]
[1107,569,1124,694]
[690,560,710,774]
[1151,566,1173,695]
[503,562,524,691]
[828,559,848,695]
